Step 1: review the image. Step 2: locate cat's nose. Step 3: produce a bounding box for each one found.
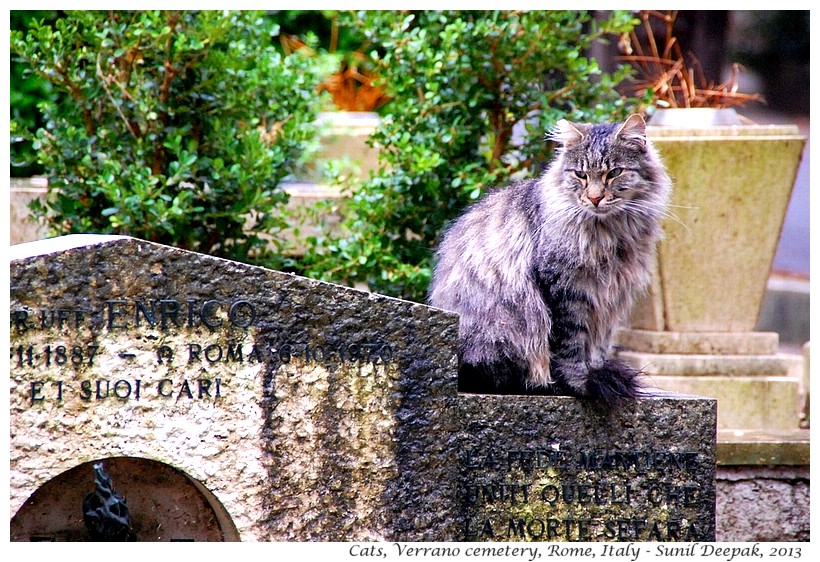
[588,195,603,206]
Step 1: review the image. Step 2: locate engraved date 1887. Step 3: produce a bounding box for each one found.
[13,344,99,368]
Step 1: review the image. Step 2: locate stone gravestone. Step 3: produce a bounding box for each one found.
[10,235,716,542]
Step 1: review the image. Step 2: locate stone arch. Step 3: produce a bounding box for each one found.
[10,456,240,542]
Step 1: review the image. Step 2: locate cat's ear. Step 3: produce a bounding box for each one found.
[550,119,585,146]
[615,114,647,148]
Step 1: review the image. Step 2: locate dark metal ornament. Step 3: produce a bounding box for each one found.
[82,463,135,541]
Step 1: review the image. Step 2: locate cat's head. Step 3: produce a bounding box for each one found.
[548,114,666,217]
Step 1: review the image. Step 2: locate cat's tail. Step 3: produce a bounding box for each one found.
[585,358,645,408]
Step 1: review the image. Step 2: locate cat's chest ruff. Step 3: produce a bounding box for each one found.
[564,220,649,291]
[575,222,624,267]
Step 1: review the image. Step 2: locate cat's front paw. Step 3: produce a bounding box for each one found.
[550,361,591,398]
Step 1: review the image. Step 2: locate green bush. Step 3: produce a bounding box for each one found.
[11,10,326,266]
[10,10,59,177]
[300,10,646,302]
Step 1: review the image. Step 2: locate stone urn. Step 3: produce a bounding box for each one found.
[616,108,807,432]
[629,108,806,333]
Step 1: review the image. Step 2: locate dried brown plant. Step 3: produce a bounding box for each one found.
[282,32,390,113]
[316,52,391,112]
[618,10,762,109]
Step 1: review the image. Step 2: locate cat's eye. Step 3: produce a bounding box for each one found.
[607,168,623,180]
[573,170,587,180]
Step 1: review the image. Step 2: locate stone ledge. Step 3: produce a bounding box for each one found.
[715,463,809,542]
[717,429,810,466]
[615,329,780,355]
[618,350,791,377]
[639,376,802,432]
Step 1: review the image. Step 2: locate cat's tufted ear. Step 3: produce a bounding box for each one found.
[549,119,585,147]
[615,114,647,147]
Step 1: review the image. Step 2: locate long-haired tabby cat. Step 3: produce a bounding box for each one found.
[428,114,671,406]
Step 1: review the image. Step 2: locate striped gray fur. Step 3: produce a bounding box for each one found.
[428,114,671,406]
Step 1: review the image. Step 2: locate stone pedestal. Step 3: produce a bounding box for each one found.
[615,329,802,431]
[10,177,49,245]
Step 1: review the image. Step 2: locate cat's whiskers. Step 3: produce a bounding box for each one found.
[623,199,690,233]
[661,209,691,233]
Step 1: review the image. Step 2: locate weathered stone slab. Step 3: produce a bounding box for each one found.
[455,393,716,542]
[10,235,461,541]
[10,235,716,542]
[633,376,801,431]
